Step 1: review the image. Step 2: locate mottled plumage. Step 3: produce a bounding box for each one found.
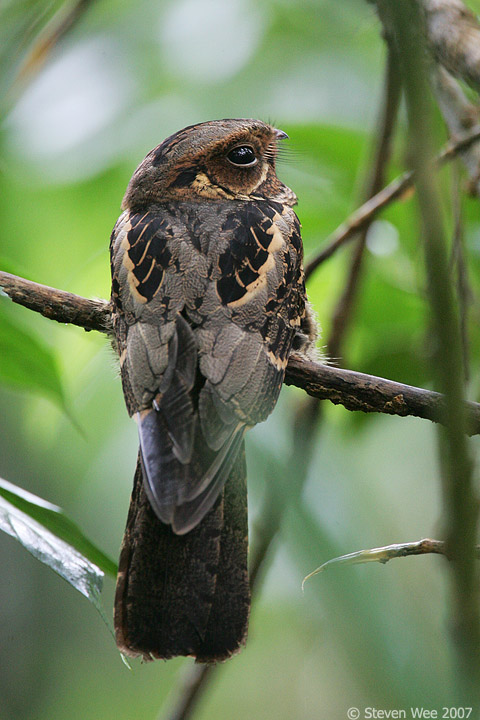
[111,119,316,662]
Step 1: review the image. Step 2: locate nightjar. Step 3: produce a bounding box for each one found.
[110,119,316,662]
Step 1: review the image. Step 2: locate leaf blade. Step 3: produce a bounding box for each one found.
[0,478,117,579]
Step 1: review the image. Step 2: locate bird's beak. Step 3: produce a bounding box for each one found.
[274,128,289,140]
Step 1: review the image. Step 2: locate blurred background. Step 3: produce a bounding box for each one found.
[1,0,480,718]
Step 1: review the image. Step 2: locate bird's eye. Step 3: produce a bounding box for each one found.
[226,145,257,167]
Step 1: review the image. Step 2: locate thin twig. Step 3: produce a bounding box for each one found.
[304,123,480,281]
[327,43,402,360]
[304,171,412,280]
[16,0,98,86]
[163,665,212,720]
[303,538,480,587]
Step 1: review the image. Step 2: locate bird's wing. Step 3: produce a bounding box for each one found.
[110,201,306,533]
[197,200,307,427]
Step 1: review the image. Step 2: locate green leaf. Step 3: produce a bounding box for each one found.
[0,478,117,580]
[0,311,66,408]
[0,474,118,632]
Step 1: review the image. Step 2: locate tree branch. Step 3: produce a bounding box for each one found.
[0,271,112,333]
[285,355,480,435]
[2,269,480,435]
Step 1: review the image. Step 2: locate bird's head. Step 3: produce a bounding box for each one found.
[122,118,295,210]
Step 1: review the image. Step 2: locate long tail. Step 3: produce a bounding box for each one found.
[114,445,250,662]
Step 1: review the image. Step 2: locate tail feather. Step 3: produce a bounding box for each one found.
[114,447,250,662]
[195,445,250,662]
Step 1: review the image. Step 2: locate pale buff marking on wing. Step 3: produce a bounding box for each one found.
[266,349,289,371]
[227,220,286,309]
[120,219,164,304]
[289,314,302,327]
[141,257,157,284]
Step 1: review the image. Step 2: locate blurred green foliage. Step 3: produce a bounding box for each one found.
[1,0,480,719]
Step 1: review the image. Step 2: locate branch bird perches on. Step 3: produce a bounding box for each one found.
[1,270,480,435]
